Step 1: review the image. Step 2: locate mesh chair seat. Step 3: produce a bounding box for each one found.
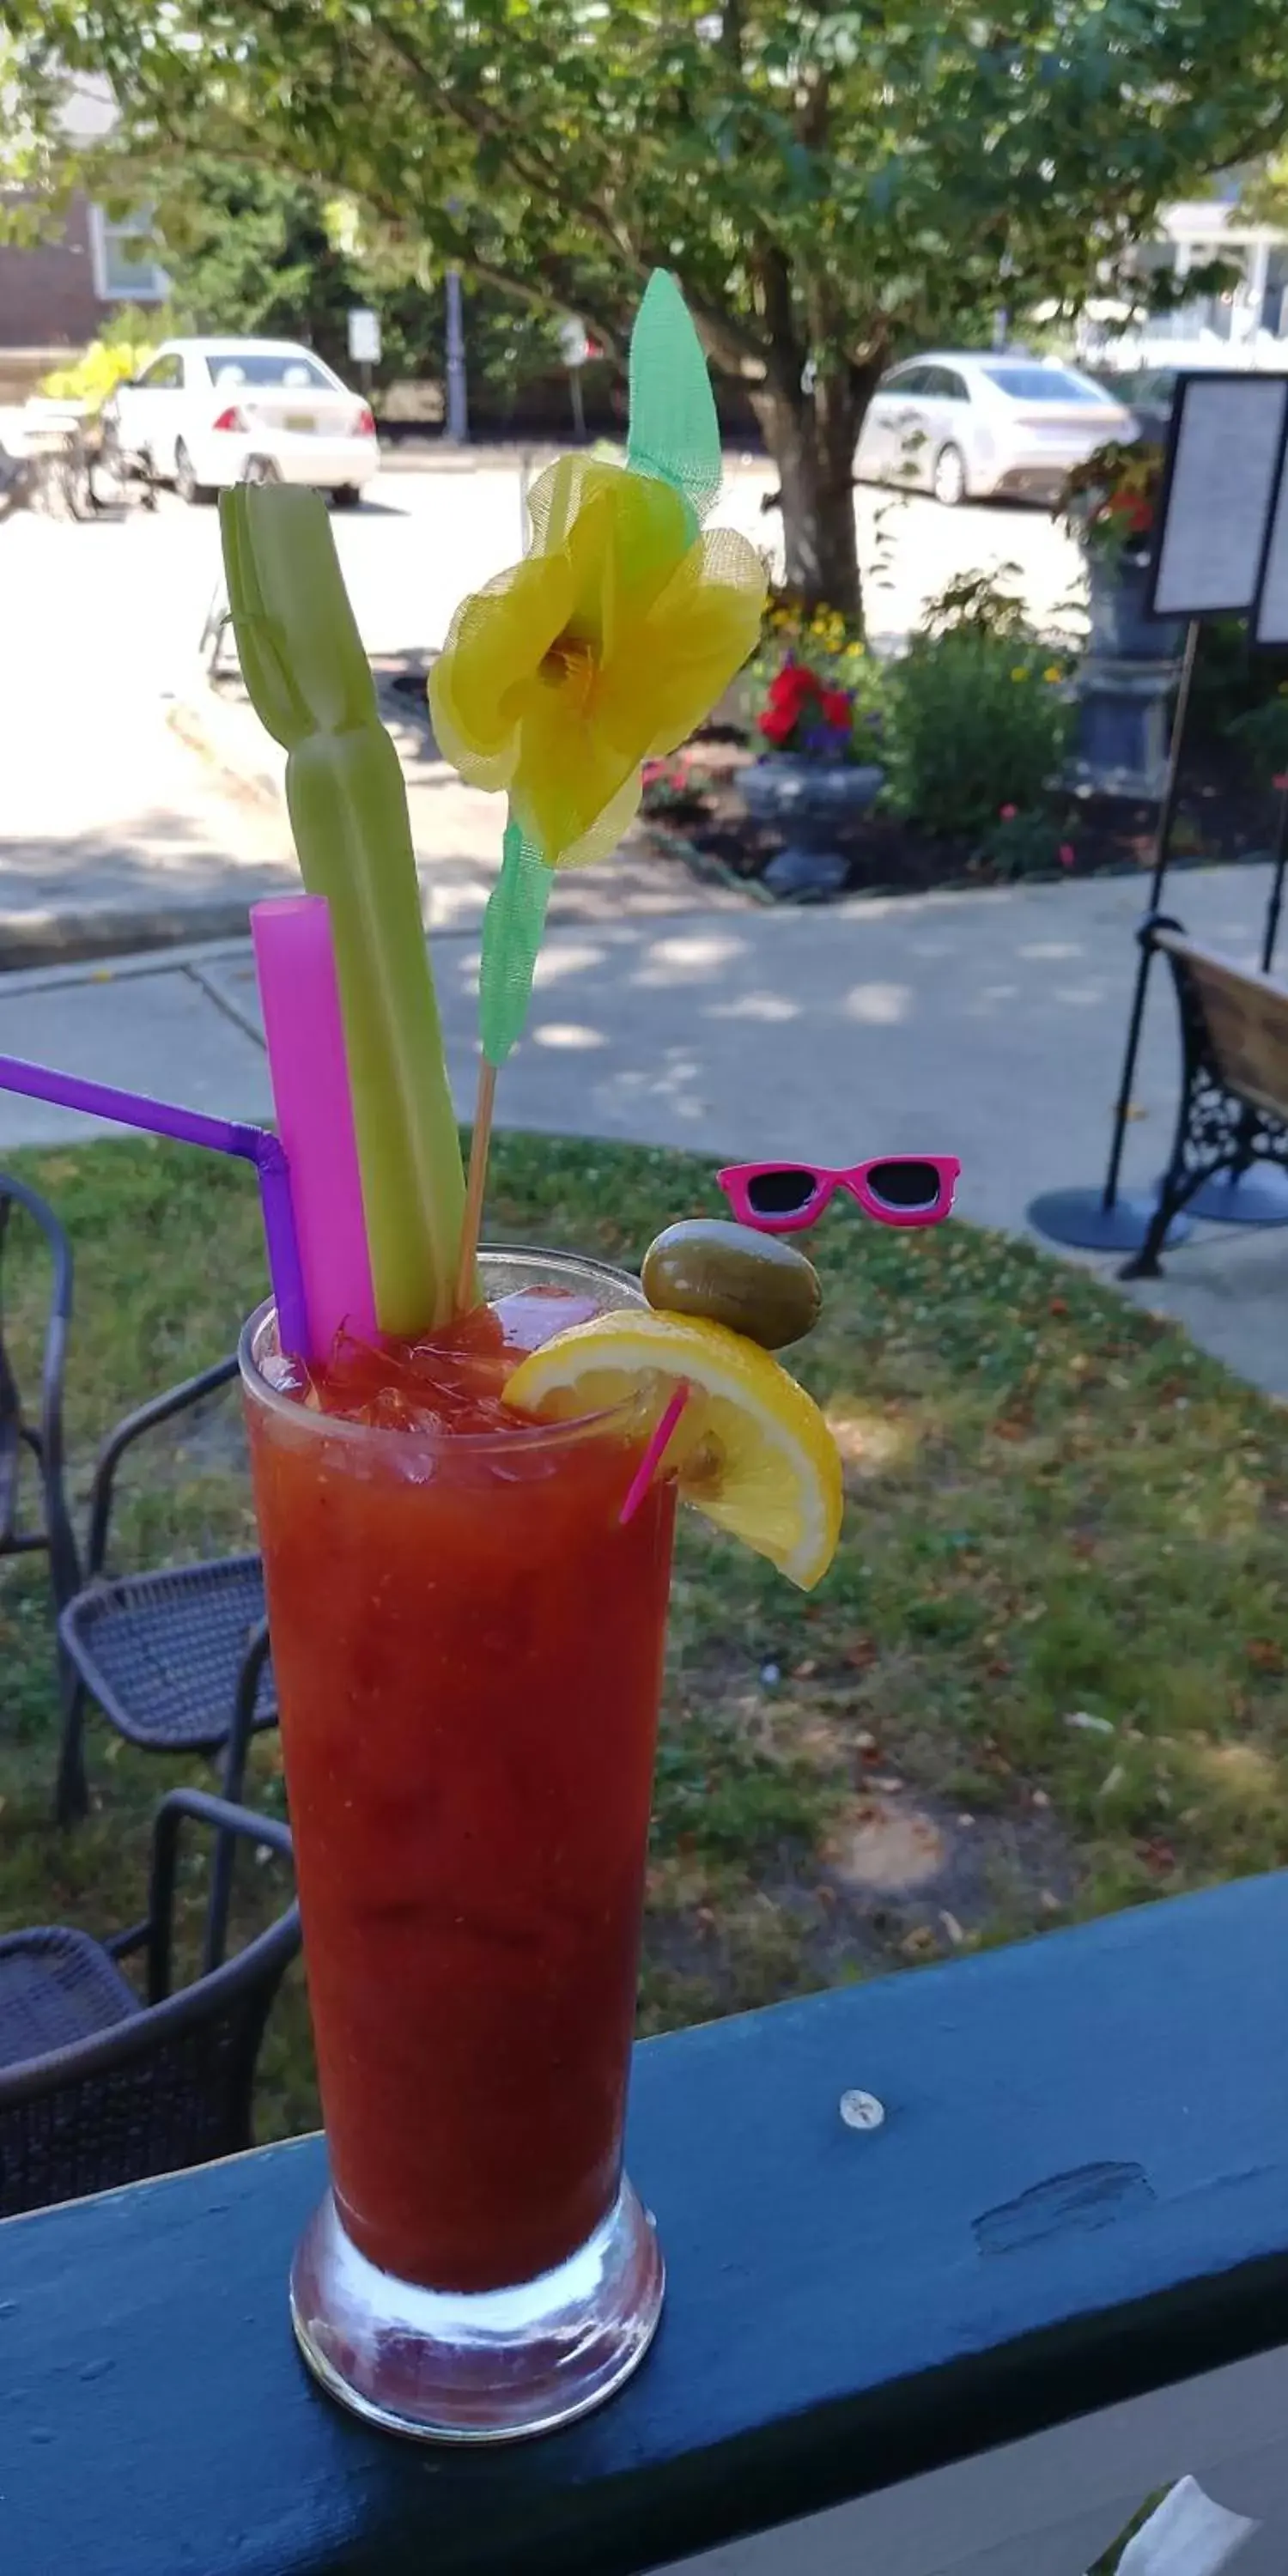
[0,1928,141,2069]
[60,1553,276,1753]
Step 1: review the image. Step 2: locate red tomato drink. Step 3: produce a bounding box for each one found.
[242,1250,675,2300]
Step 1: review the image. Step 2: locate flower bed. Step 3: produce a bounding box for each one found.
[638,579,1288,904]
[641,742,1276,901]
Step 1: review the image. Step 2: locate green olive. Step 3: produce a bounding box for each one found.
[641,1218,822,1350]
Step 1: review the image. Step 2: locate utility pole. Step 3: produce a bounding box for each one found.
[446,270,469,443]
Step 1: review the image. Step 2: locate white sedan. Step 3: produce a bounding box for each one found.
[108,337,380,507]
[856,352,1133,506]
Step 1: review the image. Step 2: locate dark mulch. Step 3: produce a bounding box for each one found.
[647,734,1279,902]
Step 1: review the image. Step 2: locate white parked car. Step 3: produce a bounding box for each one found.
[856,352,1134,506]
[107,337,380,507]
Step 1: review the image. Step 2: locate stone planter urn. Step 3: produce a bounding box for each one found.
[739,757,885,900]
[1067,553,1184,802]
[1086,555,1183,663]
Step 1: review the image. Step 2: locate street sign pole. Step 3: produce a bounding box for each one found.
[347,308,381,397]
[558,318,591,442]
[446,270,469,444]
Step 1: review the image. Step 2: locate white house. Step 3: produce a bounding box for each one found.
[1076,197,1288,374]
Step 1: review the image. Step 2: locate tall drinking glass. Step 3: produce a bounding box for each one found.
[240,1249,676,2442]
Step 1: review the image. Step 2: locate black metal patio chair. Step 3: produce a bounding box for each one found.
[54,1356,276,1828]
[0,1172,276,1826]
[0,1175,81,1621]
[0,1789,299,2221]
[55,1357,276,1964]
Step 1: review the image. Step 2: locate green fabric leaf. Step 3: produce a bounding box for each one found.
[626,268,721,529]
[479,817,552,1067]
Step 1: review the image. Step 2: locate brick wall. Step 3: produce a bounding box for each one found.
[0,193,99,352]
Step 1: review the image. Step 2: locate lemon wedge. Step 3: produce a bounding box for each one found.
[503,1307,843,1590]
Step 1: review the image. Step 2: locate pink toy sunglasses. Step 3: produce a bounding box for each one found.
[718,1155,961,1234]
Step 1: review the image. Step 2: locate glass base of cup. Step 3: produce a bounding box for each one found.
[289,2176,665,2444]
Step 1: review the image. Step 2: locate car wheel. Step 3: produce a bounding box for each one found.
[331,485,362,509]
[933,443,968,507]
[173,438,216,507]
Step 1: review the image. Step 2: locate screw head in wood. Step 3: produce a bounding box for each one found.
[839,2088,885,2131]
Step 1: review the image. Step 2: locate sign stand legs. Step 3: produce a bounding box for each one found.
[1260,778,1288,975]
[1028,621,1200,1254]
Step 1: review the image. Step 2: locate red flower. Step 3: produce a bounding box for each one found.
[999,803,1018,822]
[758,705,797,744]
[1058,842,1076,867]
[820,688,853,729]
[768,662,817,713]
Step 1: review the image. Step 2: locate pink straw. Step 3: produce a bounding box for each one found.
[619,1382,690,1527]
[251,895,375,1362]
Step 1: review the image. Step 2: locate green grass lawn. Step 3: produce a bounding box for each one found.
[3,1130,1287,2144]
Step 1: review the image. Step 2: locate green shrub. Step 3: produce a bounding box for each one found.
[1228,693,1288,784]
[1188,614,1288,750]
[917,563,1034,643]
[884,631,1072,838]
[975,805,1078,880]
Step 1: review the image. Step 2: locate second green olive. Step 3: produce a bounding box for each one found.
[641,1218,822,1349]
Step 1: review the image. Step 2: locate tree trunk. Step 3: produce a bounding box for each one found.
[753,368,865,625]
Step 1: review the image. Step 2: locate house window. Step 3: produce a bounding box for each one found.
[88,205,167,304]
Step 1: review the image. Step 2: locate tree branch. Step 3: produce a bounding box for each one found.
[361,12,649,293]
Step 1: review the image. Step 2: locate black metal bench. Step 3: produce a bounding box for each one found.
[1121,914,1288,1279]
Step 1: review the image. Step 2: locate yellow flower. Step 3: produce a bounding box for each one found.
[1042,664,1062,683]
[1011,665,1030,683]
[430,455,764,867]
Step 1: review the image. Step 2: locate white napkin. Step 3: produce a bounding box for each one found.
[1109,2476,1258,2576]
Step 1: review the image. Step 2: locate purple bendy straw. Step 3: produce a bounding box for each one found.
[0,1054,309,1358]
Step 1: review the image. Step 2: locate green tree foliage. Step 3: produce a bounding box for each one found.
[62,156,583,416]
[4,0,1286,617]
[156,162,361,369]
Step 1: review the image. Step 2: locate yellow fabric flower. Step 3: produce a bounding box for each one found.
[429,454,765,868]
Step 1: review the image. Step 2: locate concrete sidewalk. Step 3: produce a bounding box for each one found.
[3,859,1288,1396]
[0,515,301,969]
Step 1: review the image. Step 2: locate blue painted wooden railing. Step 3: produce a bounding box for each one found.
[4,1874,1288,2576]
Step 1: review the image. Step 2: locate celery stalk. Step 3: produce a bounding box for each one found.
[221,483,465,1334]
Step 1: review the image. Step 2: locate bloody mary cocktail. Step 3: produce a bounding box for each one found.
[240,1249,675,2311]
